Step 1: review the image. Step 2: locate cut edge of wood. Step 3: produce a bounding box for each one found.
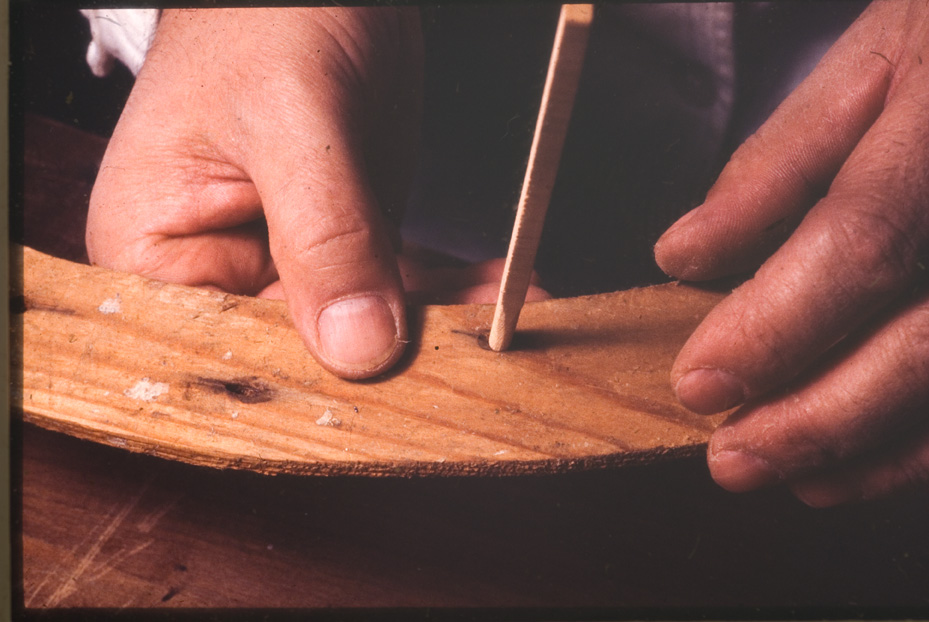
[18,407,706,477]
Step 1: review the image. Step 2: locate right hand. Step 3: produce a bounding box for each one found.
[87,8,423,379]
[655,0,929,505]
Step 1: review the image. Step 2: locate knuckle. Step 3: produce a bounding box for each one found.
[731,299,795,379]
[899,455,929,489]
[779,405,854,470]
[747,394,867,474]
[89,234,171,279]
[827,206,918,291]
[289,213,378,270]
[116,240,174,279]
[883,425,929,493]
[86,217,144,272]
[889,301,929,395]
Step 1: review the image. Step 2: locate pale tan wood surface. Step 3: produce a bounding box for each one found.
[16,245,729,476]
[490,4,594,351]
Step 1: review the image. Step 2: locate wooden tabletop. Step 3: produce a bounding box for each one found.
[18,423,929,613]
[15,115,929,616]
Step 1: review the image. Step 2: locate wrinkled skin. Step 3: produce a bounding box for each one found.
[89,4,929,506]
[87,8,546,381]
[655,0,929,506]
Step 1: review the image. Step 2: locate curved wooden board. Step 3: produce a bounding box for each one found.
[14,246,730,476]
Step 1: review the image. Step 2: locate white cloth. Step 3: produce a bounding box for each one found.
[80,9,160,77]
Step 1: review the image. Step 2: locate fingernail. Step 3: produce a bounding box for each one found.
[675,368,746,414]
[791,479,859,509]
[710,450,780,492]
[317,295,399,373]
[655,208,714,278]
[791,484,846,508]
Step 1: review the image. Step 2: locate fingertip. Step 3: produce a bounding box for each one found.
[257,281,285,300]
[674,368,746,415]
[313,294,407,379]
[790,464,874,508]
[790,480,856,508]
[654,233,687,280]
[708,449,781,493]
[526,284,553,302]
[654,209,702,279]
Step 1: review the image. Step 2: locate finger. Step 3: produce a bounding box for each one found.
[250,7,421,380]
[705,290,929,494]
[789,424,929,507]
[248,104,409,379]
[362,6,423,227]
[407,282,551,306]
[654,1,901,281]
[397,256,546,298]
[85,25,278,294]
[671,46,929,415]
[258,280,285,300]
[398,256,550,305]
[117,226,279,295]
[439,282,550,305]
[87,142,279,294]
[272,255,552,306]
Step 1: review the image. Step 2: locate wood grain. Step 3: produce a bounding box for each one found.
[23,424,929,609]
[15,245,729,476]
[490,4,594,351]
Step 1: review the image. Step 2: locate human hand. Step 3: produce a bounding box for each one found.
[396,245,550,306]
[86,8,422,379]
[654,0,929,506]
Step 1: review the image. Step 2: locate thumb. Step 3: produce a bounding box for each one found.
[252,126,408,380]
[229,8,420,380]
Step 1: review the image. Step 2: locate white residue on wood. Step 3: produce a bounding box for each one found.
[316,408,341,427]
[124,378,169,402]
[98,294,122,314]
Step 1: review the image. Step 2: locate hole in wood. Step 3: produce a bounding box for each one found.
[196,377,273,404]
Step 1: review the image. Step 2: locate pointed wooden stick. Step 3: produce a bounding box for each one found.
[488,4,594,352]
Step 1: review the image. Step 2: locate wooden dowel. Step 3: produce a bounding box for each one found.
[488,4,594,352]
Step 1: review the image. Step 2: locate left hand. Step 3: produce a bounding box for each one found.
[654,0,929,506]
[86,8,422,380]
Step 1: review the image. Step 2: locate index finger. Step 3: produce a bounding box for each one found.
[673,45,929,414]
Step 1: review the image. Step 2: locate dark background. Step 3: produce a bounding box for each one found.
[17,2,870,293]
[13,2,929,617]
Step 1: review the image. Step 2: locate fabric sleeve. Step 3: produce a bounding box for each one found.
[79,9,161,77]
